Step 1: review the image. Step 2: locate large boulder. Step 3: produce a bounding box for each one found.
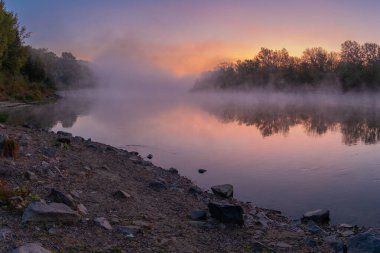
[11,243,51,253]
[211,184,233,198]
[301,209,330,224]
[208,202,244,225]
[22,201,80,224]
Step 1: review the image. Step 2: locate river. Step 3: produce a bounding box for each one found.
[4,88,380,226]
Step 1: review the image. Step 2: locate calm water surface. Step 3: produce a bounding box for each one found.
[6,89,380,226]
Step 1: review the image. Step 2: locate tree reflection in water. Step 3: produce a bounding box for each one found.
[205,99,380,145]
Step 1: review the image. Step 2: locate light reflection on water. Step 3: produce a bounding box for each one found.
[4,90,380,226]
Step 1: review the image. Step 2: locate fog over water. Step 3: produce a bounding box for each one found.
[4,57,380,226]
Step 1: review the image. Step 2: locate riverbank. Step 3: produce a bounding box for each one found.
[0,124,375,252]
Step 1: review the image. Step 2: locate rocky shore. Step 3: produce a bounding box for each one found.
[0,124,377,252]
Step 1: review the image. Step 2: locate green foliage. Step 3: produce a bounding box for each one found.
[0,111,8,123]
[0,3,94,101]
[194,40,380,92]
[0,178,36,212]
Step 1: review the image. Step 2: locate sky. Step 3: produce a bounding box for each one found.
[5,0,380,76]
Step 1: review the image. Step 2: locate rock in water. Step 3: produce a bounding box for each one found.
[208,202,244,225]
[11,243,51,253]
[211,184,233,198]
[147,154,153,159]
[348,229,380,253]
[198,169,207,174]
[22,201,80,224]
[302,209,330,224]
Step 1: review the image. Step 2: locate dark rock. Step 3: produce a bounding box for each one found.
[168,167,178,174]
[208,202,244,225]
[211,184,233,198]
[11,243,51,253]
[188,185,203,195]
[22,201,80,224]
[304,238,318,248]
[147,154,153,159]
[148,181,167,191]
[302,209,330,224]
[57,137,70,145]
[57,131,72,137]
[189,210,207,220]
[129,151,139,156]
[348,229,380,253]
[47,189,75,208]
[198,169,207,174]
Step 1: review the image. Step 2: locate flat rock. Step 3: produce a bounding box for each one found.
[302,209,330,224]
[208,202,244,225]
[211,184,233,198]
[94,217,112,230]
[22,201,80,224]
[11,243,51,253]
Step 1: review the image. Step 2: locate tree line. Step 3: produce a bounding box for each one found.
[0,1,94,101]
[193,41,380,92]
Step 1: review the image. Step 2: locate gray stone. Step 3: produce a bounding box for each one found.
[77,204,88,215]
[118,225,141,237]
[94,217,112,230]
[11,243,51,253]
[189,210,207,220]
[113,190,132,199]
[211,184,233,198]
[147,154,153,159]
[22,201,80,224]
[348,229,380,253]
[46,189,75,208]
[208,202,244,225]
[302,209,330,224]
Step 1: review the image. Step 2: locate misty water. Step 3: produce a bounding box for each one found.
[5,89,380,227]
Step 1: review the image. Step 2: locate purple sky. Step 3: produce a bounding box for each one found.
[5,0,380,75]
